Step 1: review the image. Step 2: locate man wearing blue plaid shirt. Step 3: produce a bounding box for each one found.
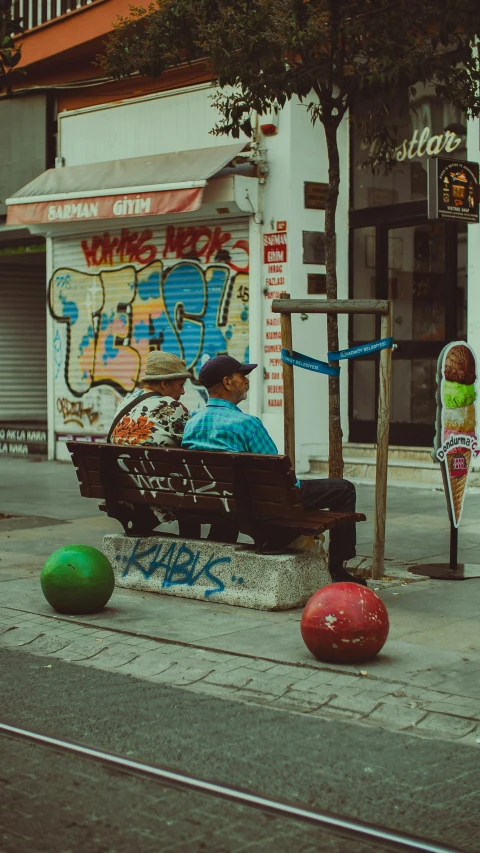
[182,356,365,585]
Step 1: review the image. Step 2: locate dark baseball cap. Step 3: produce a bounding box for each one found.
[199,356,258,388]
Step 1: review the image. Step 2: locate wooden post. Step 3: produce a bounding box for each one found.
[372,306,393,579]
[273,296,393,579]
[280,293,295,468]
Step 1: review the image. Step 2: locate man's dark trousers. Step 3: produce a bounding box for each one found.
[205,477,357,559]
[299,478,356,564]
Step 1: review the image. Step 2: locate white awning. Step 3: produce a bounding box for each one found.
[6,143,248,226]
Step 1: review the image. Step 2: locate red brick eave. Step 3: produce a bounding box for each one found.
[15,0,136,69]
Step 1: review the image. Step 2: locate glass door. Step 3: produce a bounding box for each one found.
[350,219,466,446]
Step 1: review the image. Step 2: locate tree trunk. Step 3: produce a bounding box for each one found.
[323,115,343,479]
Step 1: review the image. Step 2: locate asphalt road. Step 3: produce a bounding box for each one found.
[1,648,479,853]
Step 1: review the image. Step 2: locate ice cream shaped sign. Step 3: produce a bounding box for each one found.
[434,342,478,527]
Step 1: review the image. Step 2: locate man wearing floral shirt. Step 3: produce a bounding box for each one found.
[109,351,191,447]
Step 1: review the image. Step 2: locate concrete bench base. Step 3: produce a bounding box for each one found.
[103,533,330,610]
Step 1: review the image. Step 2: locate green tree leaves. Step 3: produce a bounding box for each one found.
[99,0,480,168]
[0,3,23,94]
[99,0,480,477]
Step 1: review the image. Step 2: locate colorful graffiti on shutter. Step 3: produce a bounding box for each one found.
[49,224,250,437]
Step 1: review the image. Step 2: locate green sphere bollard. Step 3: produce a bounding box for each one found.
[40,545,115,614]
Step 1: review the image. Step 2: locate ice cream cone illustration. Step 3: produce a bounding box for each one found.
[435,342,478,528]
[446,448,471,524]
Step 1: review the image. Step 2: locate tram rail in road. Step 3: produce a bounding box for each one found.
[0,722,465,853]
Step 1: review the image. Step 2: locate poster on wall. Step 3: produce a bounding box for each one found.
[263,223,287,411]
[428,158,479,223]
[49,220,250,445]
[434,342,478,527]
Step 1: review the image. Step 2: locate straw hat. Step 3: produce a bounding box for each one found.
[141,351,191,382]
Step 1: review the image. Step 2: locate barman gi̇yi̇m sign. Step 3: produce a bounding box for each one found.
[428,157,479,223]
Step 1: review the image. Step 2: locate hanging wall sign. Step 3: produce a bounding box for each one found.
[263,228,288,410]
[434,342,479,528]
[263,231,287,264]
[304,182,328,210]
[428,158,479,223]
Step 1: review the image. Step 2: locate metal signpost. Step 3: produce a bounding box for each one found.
[272,294,393,580]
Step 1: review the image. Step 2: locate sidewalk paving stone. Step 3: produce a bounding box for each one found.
[239,673,301,696]
[186,652,240,665]
[53,641,106,662]
[429,678,480,701]
[318,673,362,688]
[81,645,141,670]
[254,663,309,678]
[232,689,280,707]
[364,703,427,730]
[0,626,44,646]
[186,681,242,701]
[290,684,338,704]
[44,628,88,641]
[115,652,175,678]
[328,693,382,716]
[127,639,164,652]
[190,657,259,675]
[419,701,480,720]
[415,714,478,739]
[176,648,248,669]
[273,690,332,713]
[24,614,56,623]
[149,666,215,686]
[435,693,480,710]
[311,706,360,721]
[86,631,119,640]
[24,634,72,654]
[0,623,18,636]
[234,659,277,672]
[150,648,217,668]
[335,682,393,698]
[408,671,455,689]
[458,728,480,746]
[399,687,452,702]
[345,688,393,703]
[204,667,254,689]
[290,671,341,690]
[377,693,423,707]
[247,662,309,682]
[354,679,404,694]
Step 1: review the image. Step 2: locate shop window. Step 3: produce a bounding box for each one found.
[351,83,467,210]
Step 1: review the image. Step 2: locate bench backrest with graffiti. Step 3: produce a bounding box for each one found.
[67,442,366,551]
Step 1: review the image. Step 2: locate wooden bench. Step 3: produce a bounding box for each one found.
[67,442,365,554]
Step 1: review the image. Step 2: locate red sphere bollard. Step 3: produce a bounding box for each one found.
[300,583,389,663]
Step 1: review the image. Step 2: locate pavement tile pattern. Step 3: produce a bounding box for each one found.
[2,605,480,748]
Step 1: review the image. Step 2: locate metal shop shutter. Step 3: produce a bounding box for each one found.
[51,216,251,385]
[0,253,47,421]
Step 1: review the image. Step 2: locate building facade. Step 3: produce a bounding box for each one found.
[2,1,480,477]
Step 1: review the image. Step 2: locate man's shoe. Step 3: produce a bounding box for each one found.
[330,566,368,586]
